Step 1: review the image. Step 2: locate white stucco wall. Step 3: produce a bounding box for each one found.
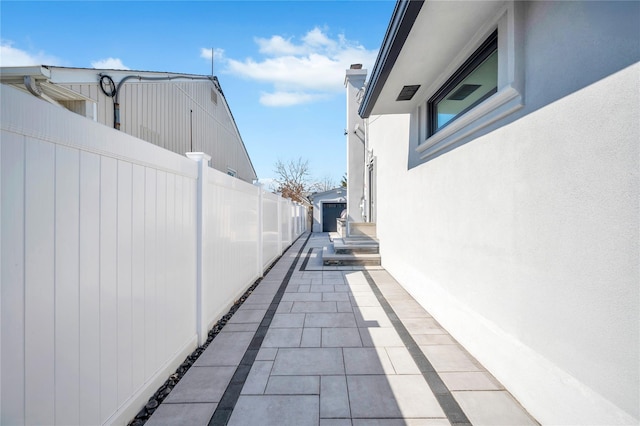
[367,2,639,424]
[345,68,367,223]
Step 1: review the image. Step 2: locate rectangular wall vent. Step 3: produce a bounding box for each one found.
[396,85,421,101]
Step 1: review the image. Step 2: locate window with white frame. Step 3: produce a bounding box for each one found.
[416,2,524,161]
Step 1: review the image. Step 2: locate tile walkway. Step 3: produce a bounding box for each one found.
[147,233,539,426]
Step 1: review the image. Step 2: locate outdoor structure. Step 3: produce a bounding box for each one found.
[309,187,347,233]
[0,65,257,182]
[348,0,639,424]
[0,82,306,424]
[344,64,367,224]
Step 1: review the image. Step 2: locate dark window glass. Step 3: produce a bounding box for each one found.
[428,31,498,136]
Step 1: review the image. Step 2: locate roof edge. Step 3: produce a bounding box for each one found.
[358,0,424,118]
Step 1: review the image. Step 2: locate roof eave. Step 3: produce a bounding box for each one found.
[0,65,50,83]
[358,0,424,118]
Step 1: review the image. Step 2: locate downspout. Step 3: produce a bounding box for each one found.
[23,75,64,107]
[364,117,371,223]
[23,75,42,97]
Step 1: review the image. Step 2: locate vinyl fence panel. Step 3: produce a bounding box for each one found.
[1,86,199,425]
[1,84,307,425]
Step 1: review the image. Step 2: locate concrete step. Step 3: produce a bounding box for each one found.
[322,245,381,266]
[348,222,377,238]
[333,237,379,254]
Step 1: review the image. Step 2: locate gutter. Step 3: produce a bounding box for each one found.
[358,0,424,118]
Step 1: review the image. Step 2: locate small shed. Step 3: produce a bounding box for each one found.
[309,188,347,233]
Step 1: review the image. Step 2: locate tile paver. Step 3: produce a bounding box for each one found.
[193,332,254,367]
[240,360,273,395]
[343,347,395,375]
[219,322,260,333]
[145,402,217,426]
[347,375,445,418]
[227,395,319,426]
[255,347,278,361]
[276,300,294,313]
[305,312,357,328]
[309,284,336,292]
[320,420,352,426]
[385,346,422,374]
[352,420,450,426]
[322,292,351,302]
[321,327,363,347]
[413,334,457,345]
[439,371,504,391]
[265,375,320,395]
[271,348,344,375]
[301,327,322,347]
[452,391,538,425]
[270,313,306,328]
[354,306,393,328]
[292,301,338,313]
[359,327,404,347]
[163,366,235,403]
[320,375,351,418]
[419,345,483,372]
[262,327,303,347]
[147,233,538,426]
[281,292,323,302]
[337,301,354,312]
[226,309,266,324]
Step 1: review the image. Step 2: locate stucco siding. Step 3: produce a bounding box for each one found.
[367,3,639,422]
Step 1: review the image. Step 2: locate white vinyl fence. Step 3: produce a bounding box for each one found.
[0,85,307,425]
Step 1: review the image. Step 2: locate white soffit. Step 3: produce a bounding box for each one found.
[370,0,503,116]
[2,81,95,103]
[39,81,96,102]
[1,66,95,102]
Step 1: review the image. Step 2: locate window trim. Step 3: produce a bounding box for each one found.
[415,2,524,161]
[428,30,498,136]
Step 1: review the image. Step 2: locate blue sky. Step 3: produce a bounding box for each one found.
[0,1,395,187]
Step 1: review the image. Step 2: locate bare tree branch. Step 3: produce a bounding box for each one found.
[309,175,337,193]
[273,157,312,203]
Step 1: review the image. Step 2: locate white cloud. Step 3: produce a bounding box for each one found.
[302,27,335,49]
[260,91,328,107]
[211,27,377,107]
[91,57,129,70]
[200,47,225,61]
[0,40,62,66]
[257,35,302,56]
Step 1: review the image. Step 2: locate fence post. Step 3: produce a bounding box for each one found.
[277,196,283,254]
[255,182,264,277]
[186,152,211,346]
[288,200,293,244]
